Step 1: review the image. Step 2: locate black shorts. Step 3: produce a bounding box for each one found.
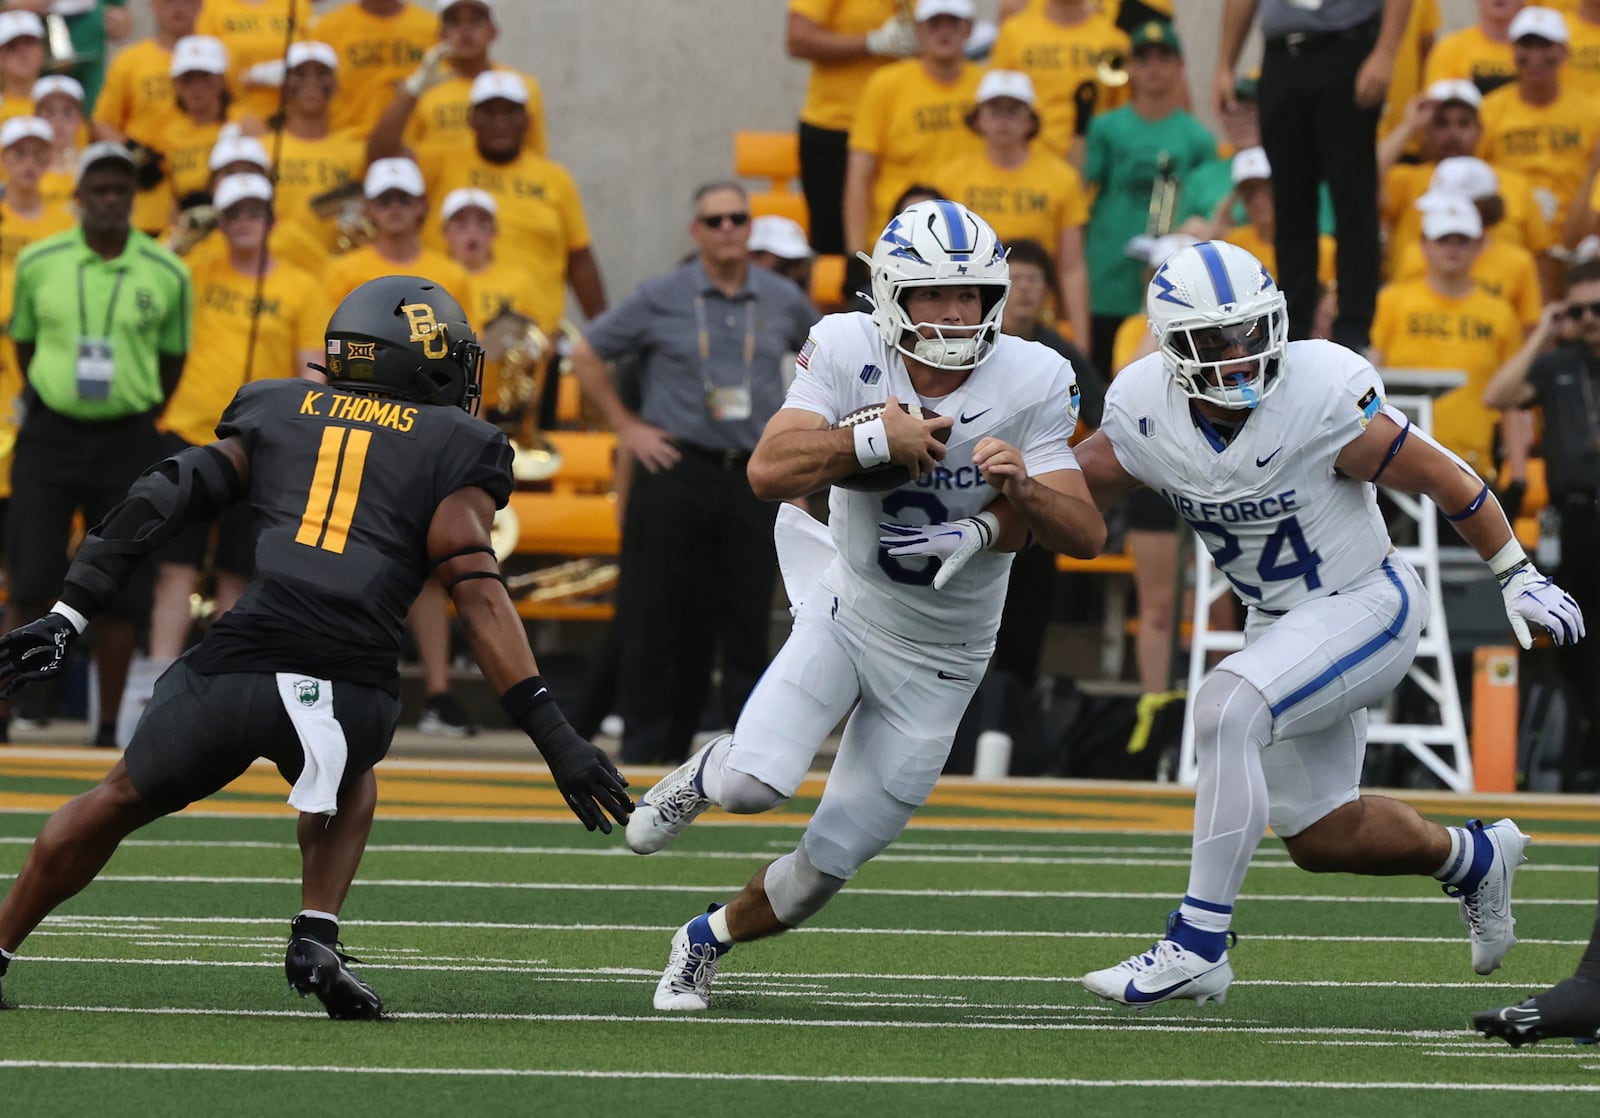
[124,657,402,813]
[154,432,259,574]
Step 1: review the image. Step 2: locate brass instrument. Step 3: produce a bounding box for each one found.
[44,9,89,74]
[1096,48,1129,89]
[480,306,563,483]
[504,558,619,602]
[309,181,372,254]
[1146,151,1178,238]
[171,204,218,256]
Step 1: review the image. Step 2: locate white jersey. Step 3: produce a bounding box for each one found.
[783,311,1081,644]
[1101,339,1393,613]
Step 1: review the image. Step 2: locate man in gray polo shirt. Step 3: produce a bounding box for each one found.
[573,181,817,765]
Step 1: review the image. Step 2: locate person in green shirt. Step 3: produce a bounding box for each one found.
[1082,19,1214,374]
[4,141,189,748]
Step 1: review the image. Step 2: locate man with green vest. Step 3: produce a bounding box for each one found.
[4,140,190,746]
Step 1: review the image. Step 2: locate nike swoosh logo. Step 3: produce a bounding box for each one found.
[960,408,991,423]
[1123,977,1199,1003]
[1255,447,1282,468]
[868,436,878,454]
[936,670,970,681]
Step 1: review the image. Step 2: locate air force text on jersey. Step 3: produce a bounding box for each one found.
[1162,487,1300,524]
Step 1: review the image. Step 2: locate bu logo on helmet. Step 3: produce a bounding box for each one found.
[401,302,450,359]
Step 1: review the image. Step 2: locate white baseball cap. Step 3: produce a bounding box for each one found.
[975,70,1036,108]
[470,70,527,106]
[1424,79,1482,109]
[75,140,135,185]
[171,35,228,77]
[365,156,426,199]
[437,0,495,17]
[31,75,84,105]
[209,131,269,172]
[0,11,44,48]
[286,41,338,72]
[441,186,496,222]
[749,215,812,260]
[0,116,51,149]
[915,0,975,21]
[214,172,273,212]
[1509,6,1568,44]
[1430,156,1499,201]
[1419,191,1484,239]
[1231,146,1272,185]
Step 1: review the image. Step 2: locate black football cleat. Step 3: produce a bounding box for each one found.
[285,934,384,1020]
[1474,976,1600,1048]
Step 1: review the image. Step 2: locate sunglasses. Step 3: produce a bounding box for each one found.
[697,211,749,229]
[1564,302,1600,320]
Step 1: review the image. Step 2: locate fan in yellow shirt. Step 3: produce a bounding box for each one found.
[396,0,546,156]
[323,156,467,306]
[0,117,73,502]
[0,12,47,135]
[1423,18,1516,93]
[1476,9,1600,228]
[197,0,313,126]
[30,77,87,214]
[261,42,368,255]
[1370,195,1524,480]
[988,0,1130,161]
[371,70,607,328]
[845,4,985,253]
[150,36,249,237]
[934,70,1090,340]
[313,0,435,138]
[1562,0,1600,91]
[177,133,329,277]
[94,0,197,149]
[1378,0,1443,144]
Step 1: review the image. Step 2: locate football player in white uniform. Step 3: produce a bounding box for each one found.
[1056,240,1583,1008]
[624,200,1106,1011]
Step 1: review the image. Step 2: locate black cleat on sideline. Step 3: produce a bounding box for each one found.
[1474,976,1600,1048]
[285,935,384,1020]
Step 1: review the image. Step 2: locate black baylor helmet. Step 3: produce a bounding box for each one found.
[319,275,483,411]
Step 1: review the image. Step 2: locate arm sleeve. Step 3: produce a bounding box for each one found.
[582,282,653,363]
[1020,360,1082,476]
[848,68,892,154]
[789,0,834,18]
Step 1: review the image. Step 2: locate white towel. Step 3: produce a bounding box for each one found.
[276,673,349,816]
[774,502,835,612]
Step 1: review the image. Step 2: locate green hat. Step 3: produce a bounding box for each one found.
[1130,19,1181,56]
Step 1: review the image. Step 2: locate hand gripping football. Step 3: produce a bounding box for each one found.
[830,400,950,492]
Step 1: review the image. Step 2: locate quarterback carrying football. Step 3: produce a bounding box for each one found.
[1070,240,1584,1008]
[626,199,1106,1010]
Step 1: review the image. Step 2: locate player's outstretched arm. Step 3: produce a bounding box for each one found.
[430,486,632,833]
[747,398,952,500]
[1336,412,1584,649]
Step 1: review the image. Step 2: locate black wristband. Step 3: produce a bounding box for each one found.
[501,674,556,724]
[503,675,580,758]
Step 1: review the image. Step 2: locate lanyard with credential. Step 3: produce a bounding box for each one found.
[78,262,127,338]
[693,294,757,396]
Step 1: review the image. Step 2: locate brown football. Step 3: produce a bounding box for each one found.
[830,400,950,492]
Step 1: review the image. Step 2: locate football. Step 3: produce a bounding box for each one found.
[830,401,950,492]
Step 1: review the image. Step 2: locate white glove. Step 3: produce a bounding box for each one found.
[1499,561,1585,649]
[879,512,997,591]
[403,42,453,97]
[244,59,286,88]
[865,16,917,58]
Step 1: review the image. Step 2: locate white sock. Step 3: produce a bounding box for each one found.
[298,909,339,925]
[0,946,13,962]
[1181,674,1274,933]
[696,735,734,805]
[707,906,733,946]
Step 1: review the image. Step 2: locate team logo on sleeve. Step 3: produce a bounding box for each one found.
[796,336,817,369]
[1356,387,1381,428]
[1138,416,1157,437]
[859,364,882,385]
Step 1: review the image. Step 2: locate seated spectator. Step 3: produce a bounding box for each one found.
[197,0,313,126]
[844,0,984,255]
[1425,0,1520,94]
[0,12,46,131]
[1478,7,1599,231]
[747,214,814,293]
[1218,146,1337,290]
[1370,193,1524,483]
[1389,162,1547,327]
[313,0,435,137]
[33,76,87,213]
[370,70,606,328]
[151,37,244,234]
[323,157,466,304]
[93,0,196,151]
[265,42,367,256]
[987,0,1130,163]
[935,69,1091,342]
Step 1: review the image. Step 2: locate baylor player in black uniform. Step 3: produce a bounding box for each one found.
[0,276,632,1019]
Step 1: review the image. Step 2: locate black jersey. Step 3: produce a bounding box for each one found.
[187,379,512,689]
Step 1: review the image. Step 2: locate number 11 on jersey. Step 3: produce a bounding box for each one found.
[296,425,372,554]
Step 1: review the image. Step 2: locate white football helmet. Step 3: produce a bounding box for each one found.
[861,199,1010,372]
[1146,240,1287,410]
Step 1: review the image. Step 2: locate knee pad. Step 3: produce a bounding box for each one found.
[718,768,786,815]
[762,846,846,927]
[1190,670,1271,752]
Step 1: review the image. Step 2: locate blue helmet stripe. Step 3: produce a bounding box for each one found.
[933,199,975,259]
[1195,241,1237,305]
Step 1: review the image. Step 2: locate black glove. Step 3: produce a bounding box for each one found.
[1073,79,1101,136]
[0,613,79,699]
[519,701,633,832]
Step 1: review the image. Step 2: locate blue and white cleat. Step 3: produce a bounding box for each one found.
[653,905,731,1011]
[1082,914,1235,1008]
[625,737,719,855]
[1447,817,1530,975]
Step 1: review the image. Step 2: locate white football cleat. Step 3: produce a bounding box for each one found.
[625,738,719,855]
[1083,915,1235,1009]
[1448,817,1530,976]
[653,906,730,1012]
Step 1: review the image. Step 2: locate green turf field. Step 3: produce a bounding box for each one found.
[2,776,1599,1117]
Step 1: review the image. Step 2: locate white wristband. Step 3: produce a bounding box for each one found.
[972,510,1000,549]
[50,601,89,634]
[1488,538,1530,580]
[853,417,890,469]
